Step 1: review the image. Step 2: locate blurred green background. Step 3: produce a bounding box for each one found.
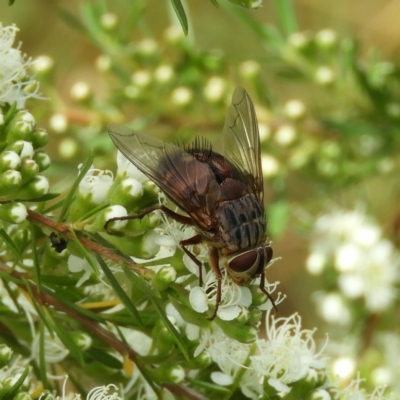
[2,0,400,356]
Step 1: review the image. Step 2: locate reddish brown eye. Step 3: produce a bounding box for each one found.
[229,251,259,273]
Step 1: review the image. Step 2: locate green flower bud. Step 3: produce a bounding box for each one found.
[30,128,48,148]
[32,151,51,171]
[170,87,193,109]
[0,170,22,194]
[20,159,39,182]
[84,205,128,232]
[0,202,27,224]
[14,175,49,199]
[152,266,177,291]
[153,365,185,384]
[305,388,331,400]
[216,320,257,343]
[239,60,261,79]
[3,370,30,392]
[71,332,92,350]
[235,306,250,325]
[7,140,34,159]
[249,307,262,323]
[14,392,32,400]
[5,110,36,142]
[315,29,338,50]
[250,286,267,306]
[136,38,158,60]
[325,386,340,400]
[108,177,144,209]
[132,180,159,211]
[0,344,13,368]
[228,0,262,9]
[0,151,21,172]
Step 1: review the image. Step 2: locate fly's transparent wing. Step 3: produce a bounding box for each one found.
[108,123,218,228]
[222,87,263,202]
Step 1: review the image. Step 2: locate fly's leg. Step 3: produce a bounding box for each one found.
[207,248,222,321]
[104,204,195,232]
[179,234,204,286]
[260,271,277,313]
[105,205,205,285]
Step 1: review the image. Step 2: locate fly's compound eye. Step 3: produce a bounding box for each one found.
[228,250,260,273]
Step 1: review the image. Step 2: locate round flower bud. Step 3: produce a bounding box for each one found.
[154,365,185,384]
[100,13,118,30]
[91,205,128,232]
[0,151,20,172]
[284,99,306,119]
[261,155,280,177]
[137,38,158,58]
[306,388,331,400]
[314,66,335,85]
[288,31,311,50]
[14,175,49,199]
[171,87,193,108]
[274,124,297,146]
[315,29,337,50]
[235,306,250,324]
[70,82,92,102]
[49,114,68,134]
[239,60,261,79]
[59,138,79,160]
[20,159,39,182]
[32,55,54,75]
[95,54,112,72]
[164,25,185,44]
[0,170,22,193]
[30,128,48,149]
[250,286,267,306]
[131,70,152,88]
[154,64,174,84]
[0,344,13,368]
[6,110,36,142]
[71,332,92,350]
[203,77,226,103]
[0,202,27,224]
[33,151,51,171]
[152,266,177,291]
[109,178,143,208]
[248,307,262,323]
[14,393,32,400]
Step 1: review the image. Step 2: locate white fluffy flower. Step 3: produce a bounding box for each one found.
[308,208,399,312]
[251,312,325,394]
[78,166,113,204]
[0,24,42,107]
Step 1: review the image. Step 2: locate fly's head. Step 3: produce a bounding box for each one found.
[222,245,273,285]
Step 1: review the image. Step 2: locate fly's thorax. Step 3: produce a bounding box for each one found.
[221,245,273,285]
[216,193,266,251]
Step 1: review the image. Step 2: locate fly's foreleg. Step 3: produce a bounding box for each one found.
[207,248,222,321]
[260,271,277,313]
[179,234,204,286]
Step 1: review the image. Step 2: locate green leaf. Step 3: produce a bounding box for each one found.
[96,255,143,327]
[58,7,87,33]
[42,198,65,214]
[2,366,29,400]
[20,193,60,202]
[69,228,100,276]
[170,0,188,36]
[186,377,230,393]
[58,151,94,222]
[208,0,220,7]
[87,347,123,369]
[0,228,22,262]
[8,0,16,6]
[31,226,42,292]
[3,102,17,125]
[273,0,298,36]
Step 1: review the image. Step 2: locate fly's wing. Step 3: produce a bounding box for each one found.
[108,123,219,229]
[222,87,263,203]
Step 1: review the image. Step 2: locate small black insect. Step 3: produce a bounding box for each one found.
[107,87,274,319]
[49,232,68,253]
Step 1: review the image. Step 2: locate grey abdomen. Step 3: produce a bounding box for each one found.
[216,194,266,252]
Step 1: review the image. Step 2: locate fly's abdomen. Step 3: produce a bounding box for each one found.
[216,194,266,252]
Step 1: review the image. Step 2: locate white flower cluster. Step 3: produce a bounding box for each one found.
[0,24,41,108]
[183,310,326,398]
[307,208,400,313]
